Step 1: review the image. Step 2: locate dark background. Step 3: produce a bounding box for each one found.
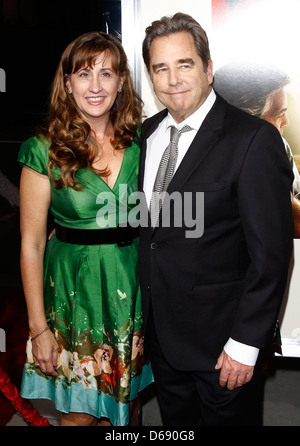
[0,0,121,287]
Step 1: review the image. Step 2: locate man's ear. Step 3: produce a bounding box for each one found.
[207,59,214,85]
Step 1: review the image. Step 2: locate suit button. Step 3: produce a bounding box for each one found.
[151,242,157,250]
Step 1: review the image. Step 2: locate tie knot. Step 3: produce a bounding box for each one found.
[169,125,192,144]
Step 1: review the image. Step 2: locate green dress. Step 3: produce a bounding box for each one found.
[18,134,153,426]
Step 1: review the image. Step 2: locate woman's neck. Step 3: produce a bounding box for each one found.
[88,114,113,139]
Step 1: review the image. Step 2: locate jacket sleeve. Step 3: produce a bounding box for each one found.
[230,121,294,350]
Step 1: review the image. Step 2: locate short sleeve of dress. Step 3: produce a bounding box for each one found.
[18,135,50,176]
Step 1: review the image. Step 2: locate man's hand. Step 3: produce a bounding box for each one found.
[215,350,254,390]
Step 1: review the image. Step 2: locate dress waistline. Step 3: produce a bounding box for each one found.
[55,223,139,247]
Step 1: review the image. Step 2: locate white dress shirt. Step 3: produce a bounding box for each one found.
[143,89,259,367]
[144,89,216,207]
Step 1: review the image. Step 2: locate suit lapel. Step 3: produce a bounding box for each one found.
[168,96,226,195]
[140,94,228,235]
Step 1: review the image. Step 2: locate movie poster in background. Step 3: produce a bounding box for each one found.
[210,0,300,229]
[209,0,300,353]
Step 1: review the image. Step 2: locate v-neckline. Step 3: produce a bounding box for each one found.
[74,141,139,198]
[94,148,126,193]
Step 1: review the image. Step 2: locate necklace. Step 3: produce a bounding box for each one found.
[96,133,112,158]
[93,122,114,159]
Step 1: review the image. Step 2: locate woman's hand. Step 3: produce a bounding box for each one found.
[31,329,59,377]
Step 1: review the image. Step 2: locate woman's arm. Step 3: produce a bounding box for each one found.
[19,166,58,376]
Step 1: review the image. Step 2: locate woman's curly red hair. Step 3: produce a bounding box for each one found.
[43,31,143,189]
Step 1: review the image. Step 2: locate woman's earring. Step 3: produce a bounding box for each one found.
[68,90,72,94]
[118,87,123,93]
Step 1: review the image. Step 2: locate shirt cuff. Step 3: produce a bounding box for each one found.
[224,338,259,366]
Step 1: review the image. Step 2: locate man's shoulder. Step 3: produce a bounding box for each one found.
[213,96,285,161]
[141,109,168,140]
[215,94,277,135]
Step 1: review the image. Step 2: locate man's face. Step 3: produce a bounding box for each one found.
[149,31,213,123]
[262,86,290,136]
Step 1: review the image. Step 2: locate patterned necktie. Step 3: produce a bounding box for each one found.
[150,125,192,227]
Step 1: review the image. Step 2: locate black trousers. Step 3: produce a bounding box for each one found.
[148,318,264,426]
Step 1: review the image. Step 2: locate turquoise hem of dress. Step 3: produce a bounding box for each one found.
[20,363,153,426]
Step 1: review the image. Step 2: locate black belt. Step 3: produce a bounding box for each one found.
[55,224,139,246]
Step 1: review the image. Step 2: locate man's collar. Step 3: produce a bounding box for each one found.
[166,89,217,131]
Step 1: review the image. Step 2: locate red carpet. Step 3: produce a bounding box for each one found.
[0,287,28,425]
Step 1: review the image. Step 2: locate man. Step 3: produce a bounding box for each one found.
[138,13,293,426]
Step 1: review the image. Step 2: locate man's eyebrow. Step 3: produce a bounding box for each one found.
[152,63,166,71]
[152,58,195,71]
[178,58,195,65]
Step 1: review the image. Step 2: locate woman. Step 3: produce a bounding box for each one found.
[214,62,300,237]
[18,31,152,426]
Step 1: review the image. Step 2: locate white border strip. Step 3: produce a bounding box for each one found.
[121,0,142,95]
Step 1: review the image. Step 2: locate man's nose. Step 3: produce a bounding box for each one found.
[168,69,181,87]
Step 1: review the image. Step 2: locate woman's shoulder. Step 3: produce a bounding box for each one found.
[21,134,51,151]
[18,134,51,175]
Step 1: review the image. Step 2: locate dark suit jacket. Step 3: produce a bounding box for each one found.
[138,93,294,372]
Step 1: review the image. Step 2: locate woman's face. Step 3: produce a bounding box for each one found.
[66,52,124,125]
